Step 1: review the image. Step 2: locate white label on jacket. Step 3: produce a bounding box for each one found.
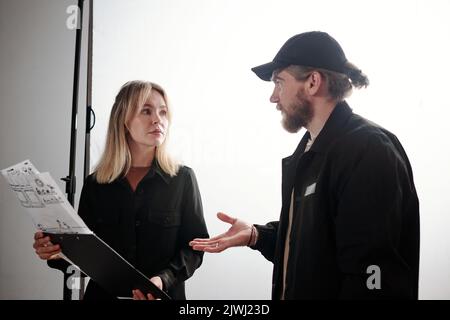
[304,182,316,196]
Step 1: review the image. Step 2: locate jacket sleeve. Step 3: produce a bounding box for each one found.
[156,168,209,291]
[251,221,279,263]
[333,134,418,299]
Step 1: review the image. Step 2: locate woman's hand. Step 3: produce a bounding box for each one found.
[32,231,61,260]
[132,276,163,300]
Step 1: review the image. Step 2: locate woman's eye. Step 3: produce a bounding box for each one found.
[160,110,167,116]
[142,108,151,115]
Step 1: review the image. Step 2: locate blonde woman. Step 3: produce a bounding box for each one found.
[33,80,209,300]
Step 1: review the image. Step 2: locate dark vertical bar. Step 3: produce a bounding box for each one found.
[78,0,94,300]
[61,0,84,301]
[84,0,93,181]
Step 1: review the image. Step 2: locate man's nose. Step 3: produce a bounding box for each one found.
[270,88,279,103]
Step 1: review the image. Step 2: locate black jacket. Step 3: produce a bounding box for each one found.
[253,101,420,299]
[50,164,208,300]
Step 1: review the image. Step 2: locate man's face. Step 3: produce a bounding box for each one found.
[270,70,313,133]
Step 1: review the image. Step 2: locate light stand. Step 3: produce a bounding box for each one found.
[60,0,94,300]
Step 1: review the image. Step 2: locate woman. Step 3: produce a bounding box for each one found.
[33,80,209,300]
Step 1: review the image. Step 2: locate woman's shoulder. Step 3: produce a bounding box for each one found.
[176,165,194,175]
[85,172,98,183]
[82,172,104,189]
[171,165,198,184]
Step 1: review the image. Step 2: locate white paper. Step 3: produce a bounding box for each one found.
[1,160,92,234]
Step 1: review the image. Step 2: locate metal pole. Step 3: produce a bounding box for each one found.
[84,0,94,181]
[61,0,85,301]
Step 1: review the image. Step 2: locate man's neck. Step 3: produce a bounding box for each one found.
[306,99,337,140]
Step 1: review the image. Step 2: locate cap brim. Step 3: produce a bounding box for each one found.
[251,61,288,81]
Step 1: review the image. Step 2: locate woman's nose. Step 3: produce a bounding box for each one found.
[151,113,161,124]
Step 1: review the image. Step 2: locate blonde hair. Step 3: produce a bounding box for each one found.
[94,80,179,183]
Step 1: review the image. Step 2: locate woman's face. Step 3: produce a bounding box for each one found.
[126,89,169,149]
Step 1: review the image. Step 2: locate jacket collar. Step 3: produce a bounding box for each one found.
[308,101,353,154]
[282,101,353,165]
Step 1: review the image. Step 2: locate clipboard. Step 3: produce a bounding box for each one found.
[46,233,171,300]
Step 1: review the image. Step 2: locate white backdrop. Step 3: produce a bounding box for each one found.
[91,0,450,299]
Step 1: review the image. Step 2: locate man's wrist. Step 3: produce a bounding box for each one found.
[247,225,258,247]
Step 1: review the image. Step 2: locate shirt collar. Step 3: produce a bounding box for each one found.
[143,160,171,185]
[117,159,171,186]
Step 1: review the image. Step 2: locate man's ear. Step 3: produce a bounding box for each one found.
[306,71,322,95]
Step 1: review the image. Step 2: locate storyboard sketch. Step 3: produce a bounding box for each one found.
[1,160,91,234]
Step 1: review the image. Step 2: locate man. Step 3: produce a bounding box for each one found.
[190,31,420,299]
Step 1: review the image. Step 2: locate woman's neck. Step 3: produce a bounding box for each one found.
[128,141,156,167]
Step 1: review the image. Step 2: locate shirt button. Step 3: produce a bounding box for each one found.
[135,220,141,227]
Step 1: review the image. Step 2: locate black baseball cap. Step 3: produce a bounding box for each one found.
[251,31,348,81]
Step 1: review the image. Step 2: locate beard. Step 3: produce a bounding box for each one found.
[280,89,313,133]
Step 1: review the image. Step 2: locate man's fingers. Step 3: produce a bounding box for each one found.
[189,213,237,247]
[189,232,226,244]
[191,241,226,253]
[217,212,236,225]
[189,239,221,247]
[189,238,214,244]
